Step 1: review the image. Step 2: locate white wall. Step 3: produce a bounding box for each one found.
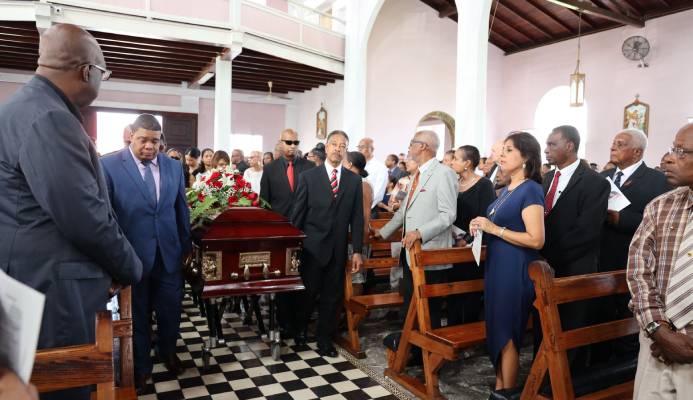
[365,0,458,161]
[492,9,693,167]
[289,80,344,151]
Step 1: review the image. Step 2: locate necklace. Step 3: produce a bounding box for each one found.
[459,175,479,189]
[488,179,527,220]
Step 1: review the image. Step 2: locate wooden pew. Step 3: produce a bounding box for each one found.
[113,288,137,399]
[32,311,116,400]
[339,218,403,358]
[385,240,487,400]
[376,211,395,220]
[521,261,638,400]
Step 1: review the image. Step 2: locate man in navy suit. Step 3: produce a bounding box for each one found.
[101,114,191,393]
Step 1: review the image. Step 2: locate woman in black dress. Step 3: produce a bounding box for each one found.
[447,145,495,325]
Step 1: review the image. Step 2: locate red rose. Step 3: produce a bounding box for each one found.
[252,199,259,207]
[228,196,238,206]
[197,193,205,202]
[212,180,223,188]
[208,171,221,181]
[245,182,252,189]
[248,192,257,200]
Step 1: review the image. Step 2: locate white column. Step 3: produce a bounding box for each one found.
[214,55,232,151]
[454,0,493,151]
[343,0,384,144]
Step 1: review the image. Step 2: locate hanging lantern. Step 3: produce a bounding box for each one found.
[570,11,585,107]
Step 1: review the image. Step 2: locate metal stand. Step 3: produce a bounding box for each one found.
[201,298,219,370]
[268,293,282,360]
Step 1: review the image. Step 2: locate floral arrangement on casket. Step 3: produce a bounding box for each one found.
[186,167,269,231]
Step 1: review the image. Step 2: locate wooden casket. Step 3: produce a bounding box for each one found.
[194,207,305,299]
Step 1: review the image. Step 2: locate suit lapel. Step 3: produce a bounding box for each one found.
[319,165,334,203]
[335,167,351,209]
[156,154,166,211]
[279,157,293,193]
[406,162,436,210]
[543,170,554,195]
[620,162,647,191]
[121,149,156,208]
[552,163,584,210]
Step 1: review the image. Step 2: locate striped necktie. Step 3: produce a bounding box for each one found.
[330,168,338,198]
[665,212,693,329]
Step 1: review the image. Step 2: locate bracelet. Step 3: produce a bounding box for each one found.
[499,227,507,239]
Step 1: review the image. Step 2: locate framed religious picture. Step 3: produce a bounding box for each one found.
[623,95,650,135]
[316,103,327,139]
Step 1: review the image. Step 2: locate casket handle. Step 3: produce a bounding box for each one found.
[262,263,269,279]
[230,272,239,280]
[243,264,251,280]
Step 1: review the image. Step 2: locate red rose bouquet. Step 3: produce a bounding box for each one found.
[186,167,269,230]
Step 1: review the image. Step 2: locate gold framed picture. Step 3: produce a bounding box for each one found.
[623,96,649,135]
[316,104,327,139]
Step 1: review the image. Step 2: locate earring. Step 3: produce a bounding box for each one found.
[522,162,526,169]
[463,167,467,171]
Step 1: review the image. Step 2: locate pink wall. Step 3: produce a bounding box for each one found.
[365,0,458,161]
[197,98,287,153]
[292,80,344,151]
[492,9,693,168]
[150,0,230,22]
[96,90,181,106]
[302,26,345,58]
[242,4,301,42]
[81,0,145,9]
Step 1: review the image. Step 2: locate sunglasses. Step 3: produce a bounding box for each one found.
[283,140,300,146]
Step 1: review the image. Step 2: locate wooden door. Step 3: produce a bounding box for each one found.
[163,113,198,152]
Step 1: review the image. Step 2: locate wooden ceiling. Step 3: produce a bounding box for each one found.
[421,0,693,54]
[0,21,341,93]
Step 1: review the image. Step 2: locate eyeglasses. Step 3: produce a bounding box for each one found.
[283,140,300,146]
[668,146,693,159]
[409,140,426,147]
[88,64,112,81]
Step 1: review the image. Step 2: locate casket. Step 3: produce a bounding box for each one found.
[195,207,306,299]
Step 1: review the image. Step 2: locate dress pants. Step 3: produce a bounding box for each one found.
[634,331,693,399]
[400,250,448,329]
[298,251,344,344]
[132,250,183,376]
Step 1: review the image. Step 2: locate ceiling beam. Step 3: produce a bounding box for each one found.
[107,66,194,80]
[544,0,645,27]
[104,55,206,71]
[493,13,538,44]
[656,0,671,6]
[89,31,222,54]
[189,48,229,89]
[617,0,645,17]
[525,0,576,34]
[236,51,341,76]
[566,8,597,28]
[231,77,316,91]
[232,64,340,81]
[489,28,521,49]
[438,4,457,18]
[107,61,199,74]
[231,84,291,94]
[231,82,301,93]
[232,72,325,87]
[497,0,553,39]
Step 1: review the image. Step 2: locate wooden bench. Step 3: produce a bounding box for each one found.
[385,240,487,399]
[338,218,403,358]
[521,261,638,400]
[376,211,395,220]
[32,311,116,400]
[112,287,137,399]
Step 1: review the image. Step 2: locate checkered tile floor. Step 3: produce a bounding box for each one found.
[137,295,401,400]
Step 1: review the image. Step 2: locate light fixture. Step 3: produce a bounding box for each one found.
[570,11,585,107]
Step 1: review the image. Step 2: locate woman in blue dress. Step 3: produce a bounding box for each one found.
[470,132,545,391]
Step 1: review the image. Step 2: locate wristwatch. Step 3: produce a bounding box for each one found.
[645,320,665,337]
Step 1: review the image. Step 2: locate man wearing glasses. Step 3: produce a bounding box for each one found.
[260,128,315,342]
[0,24,141,400]
[628,123,693,399]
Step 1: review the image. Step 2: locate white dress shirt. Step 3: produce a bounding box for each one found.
[613,159,643,186]
[547,158,580,208]
[129,146,160,201]
[243,167,263,194]
[365,158,389,209]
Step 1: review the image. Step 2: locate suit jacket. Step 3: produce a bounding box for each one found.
[541,161,609,276]
[598,163,671,271]
[291,165,364,269]
[389,167,407,182]
[380,160,458,270]
[260,156,315,217]
[101,149,191,274]
[0,76,142,348]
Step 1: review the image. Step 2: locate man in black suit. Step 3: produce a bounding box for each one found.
[595,128,671,361]
[232,149,250,173]
[291,130,364,357]
[540,125,609,369]
[260,128,314,339]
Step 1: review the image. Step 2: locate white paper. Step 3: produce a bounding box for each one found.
[606,177,631,212]
[390,242,403,258]
[472,230,483,266]
[0,269,46,383]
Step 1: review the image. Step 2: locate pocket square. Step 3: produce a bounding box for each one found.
[419,189,427,192]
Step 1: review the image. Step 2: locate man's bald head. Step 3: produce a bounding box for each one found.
[357,137,374,160]
[36,24,106,108]
[664,123,693,188]
[38,24,103,70]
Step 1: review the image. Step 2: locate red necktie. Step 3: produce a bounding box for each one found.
[287,161,295,192]
[330,168,338,198]
[406,172,420,209]
[544,170,561,215]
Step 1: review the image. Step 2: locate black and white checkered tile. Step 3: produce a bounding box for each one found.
[137,295,401,400]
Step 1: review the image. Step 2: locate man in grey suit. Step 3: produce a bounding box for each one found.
[374,130,458,328]
[0,24,142,399]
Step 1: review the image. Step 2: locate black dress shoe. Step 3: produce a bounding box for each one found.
[293,330,308,346]
[317,342,338,358]
[135,373,151,395]
[163,354,185,375]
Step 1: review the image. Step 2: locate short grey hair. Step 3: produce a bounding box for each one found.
[619,128,648,151]
[416,130,440,152]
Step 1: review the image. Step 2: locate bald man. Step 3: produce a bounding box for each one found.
[358,137,389,212]
[0,24,142,399]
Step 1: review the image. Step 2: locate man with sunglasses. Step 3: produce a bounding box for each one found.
[628,123,693,399]
[260,128,315,342]
[0,24,141,400]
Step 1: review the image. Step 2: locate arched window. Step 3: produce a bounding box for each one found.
[533,86,587,159]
